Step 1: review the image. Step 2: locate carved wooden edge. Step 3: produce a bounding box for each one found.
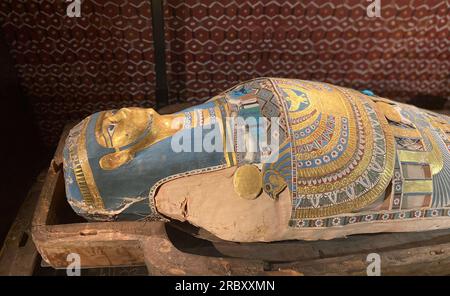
[143,231,450,276]
[142,231,303,276]
[33,220,168,269]
[32,124,74,227]
[272,241,450,275]
[211,228,450,262]
[53,123,75,168]
[29,123,165,269]
[0,171,46,275]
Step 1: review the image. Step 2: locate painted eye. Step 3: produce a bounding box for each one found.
[265,184,272,191]
[107,123,117,136]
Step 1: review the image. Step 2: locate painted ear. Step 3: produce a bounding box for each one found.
[99,150,133,170]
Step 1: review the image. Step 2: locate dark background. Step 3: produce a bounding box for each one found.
[0,0,448,246]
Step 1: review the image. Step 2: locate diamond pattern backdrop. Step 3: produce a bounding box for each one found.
[0,0,449,147]
[164,0,449,103]
[0,0,156,146]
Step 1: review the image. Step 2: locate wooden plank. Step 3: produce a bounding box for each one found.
[272,241,450,275]
[211,228,450,262]
[33,212,167,268]
[142,232,268,276]
[53,123,75,167]
[143,230,450,275]
[0,171,46,275]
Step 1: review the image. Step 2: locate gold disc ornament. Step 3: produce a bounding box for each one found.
[233,164,263,200]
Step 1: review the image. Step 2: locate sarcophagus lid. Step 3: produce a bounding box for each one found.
[63,78,450,242]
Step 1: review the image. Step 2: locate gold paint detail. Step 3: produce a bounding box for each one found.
[403,180,433,194]
[293,113,329,146]
[261,137,290,200]
[266,172,287,200]
[296,101,359,178]
[212,102,231,167]
[70,118,105,209]
[95,108,153,148]
[295,97,395,218]
[94,111,107,146]
[390,125,422,138]
[233,165,263,200]
[296,116,342,159]
[376,101,403,123]
[223,102,237,166]
[95,108,185,170]
[268,82,395,219]
[274,80,360,180]
[397,130,443,176]
[202,108,211,125]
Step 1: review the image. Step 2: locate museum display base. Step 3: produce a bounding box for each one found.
[23,125,450,275]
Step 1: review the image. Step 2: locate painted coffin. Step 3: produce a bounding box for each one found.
[63,78,450,241]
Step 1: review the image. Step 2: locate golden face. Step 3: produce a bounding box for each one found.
[94,107,185,170]
[95,107,154,149]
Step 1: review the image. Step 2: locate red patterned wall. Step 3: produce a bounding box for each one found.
[0,0,449,147]
[164,0,449,103]
[0,0,156,146]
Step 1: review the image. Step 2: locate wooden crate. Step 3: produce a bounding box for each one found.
[31,125,450,275]
[0,172,45,275]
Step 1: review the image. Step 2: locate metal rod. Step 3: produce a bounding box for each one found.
[151,0,169,108]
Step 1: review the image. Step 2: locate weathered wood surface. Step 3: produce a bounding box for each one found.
[143,234,268,276]
[273,241,450,275]
[0,171,45,275]
[31,123,450,275]
[144,230,450,276]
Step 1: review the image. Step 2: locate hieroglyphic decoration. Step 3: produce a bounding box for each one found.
[295,208,450,228]
[262,140,291,200]
[426,114,450,208]
[226,78,450,228]
[395,137,425,151]
[391,157,403,211]
[66,118,104,209]
[288,89,450,228]
[264,79,395,221]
